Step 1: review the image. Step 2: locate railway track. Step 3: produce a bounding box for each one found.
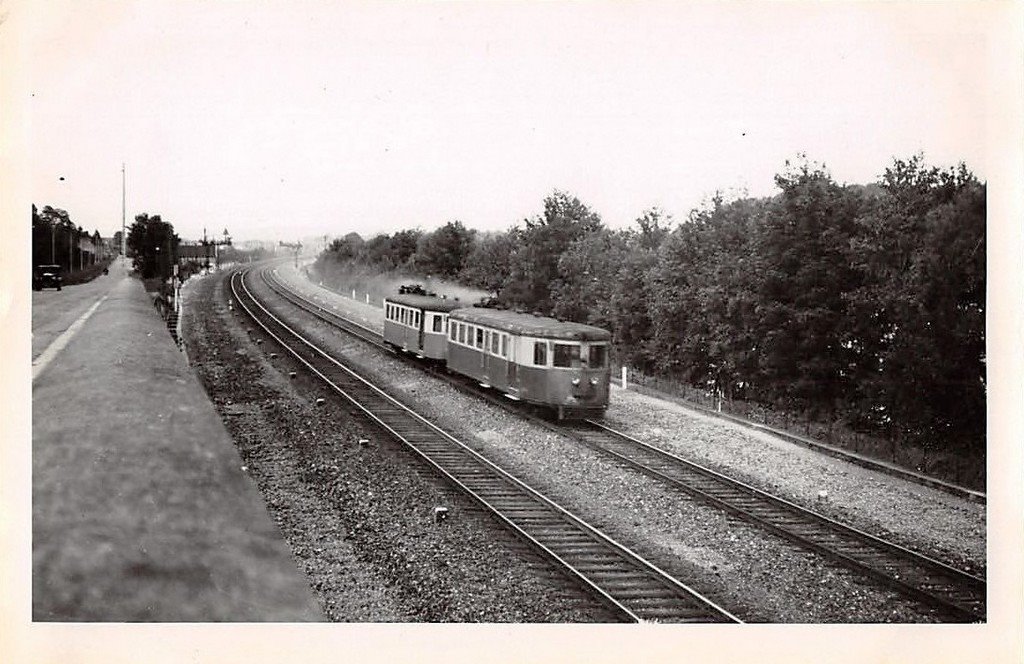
[231,267,741,623]
[254,266,987,622]
[559,420,986,622]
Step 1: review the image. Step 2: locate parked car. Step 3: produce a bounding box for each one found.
[33,264,63,291]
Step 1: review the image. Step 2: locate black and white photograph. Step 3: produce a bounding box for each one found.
[3,1,1021,662]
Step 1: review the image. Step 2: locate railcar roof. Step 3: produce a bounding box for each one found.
[450,307,612,341]
[384,293,467,312]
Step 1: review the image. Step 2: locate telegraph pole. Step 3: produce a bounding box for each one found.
[121,163,127,257]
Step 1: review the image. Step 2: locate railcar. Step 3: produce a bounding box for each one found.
[446,307,612,419]
[382,290,465,360]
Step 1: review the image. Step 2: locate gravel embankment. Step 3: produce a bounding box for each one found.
[182,269,615,622]
[603,392,986,574]
[263,264,988,622]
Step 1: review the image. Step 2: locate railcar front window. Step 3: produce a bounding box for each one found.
[553,343,581,368]
[533,342,547,366]
[433,315,443,333]
[589,344,607,368]
[458,323,466,344]
[491,332,499,354]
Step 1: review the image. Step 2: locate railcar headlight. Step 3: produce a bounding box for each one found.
[571,378,581,386]
[590,378,598,386]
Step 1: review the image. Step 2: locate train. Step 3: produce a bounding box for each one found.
[383,286,612,419]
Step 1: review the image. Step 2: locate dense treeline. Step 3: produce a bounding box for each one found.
[32,204,106,273]
[316,156,985,470]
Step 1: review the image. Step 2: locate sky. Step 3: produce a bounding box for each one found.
[17,1,1005,244]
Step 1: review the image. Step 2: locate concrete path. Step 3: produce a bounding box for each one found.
[31,267,322,621]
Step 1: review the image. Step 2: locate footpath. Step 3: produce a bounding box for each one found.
[30,261,322,621]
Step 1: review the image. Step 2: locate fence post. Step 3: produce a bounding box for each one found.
[365,293,370,304]
[621,366,628,390]
[352,289,356,299]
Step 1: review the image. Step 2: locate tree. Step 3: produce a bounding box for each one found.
[846,156,985,457]
[550,229,633,326]
[502,190,603,313]
[33,205,74,271]
[415,220,475,279]
[753,159,866,418]
[360,229,422,270]
[326,232,364,261]
[634,207,670,251]
[127,213,179,279]
[647,195,766,398]
[459,230,517,295]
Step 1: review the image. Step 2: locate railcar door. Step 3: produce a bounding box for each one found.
[418,309,425,352]
[507,336,518,388]
[480,330,488,376]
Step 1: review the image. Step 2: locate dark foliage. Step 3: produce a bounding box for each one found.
[32,204,107,275]
[127,213,180,279]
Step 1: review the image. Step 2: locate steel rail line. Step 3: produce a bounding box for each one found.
[563,419,986,622]
[258,267,986,622]
[230,268,741,623]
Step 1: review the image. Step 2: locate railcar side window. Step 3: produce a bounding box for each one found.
[450,323,457,340]
[433,314,443,333]
[553,343,581,368]
[490,331,499,354]
[588,344,607,368]
[533,342,547,366]
[501,334,508,357]
[458,323,466,344]
[476,328,484,349]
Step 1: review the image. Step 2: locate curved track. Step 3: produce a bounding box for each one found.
[231,267,740,623]
[254,266,986,622]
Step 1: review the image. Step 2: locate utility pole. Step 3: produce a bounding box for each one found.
[121,163,127,257]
